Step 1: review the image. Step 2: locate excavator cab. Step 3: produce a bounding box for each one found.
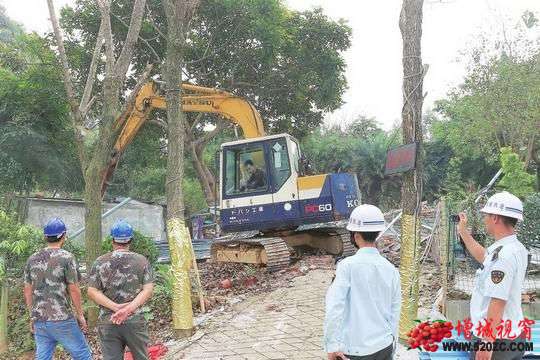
[219,134,361,233]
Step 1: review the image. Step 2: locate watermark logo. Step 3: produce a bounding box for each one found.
[406,318,536,353]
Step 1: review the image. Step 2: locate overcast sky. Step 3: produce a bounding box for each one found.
[3,0,539,129]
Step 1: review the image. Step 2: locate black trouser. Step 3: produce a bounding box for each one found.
[469,337,527,360]
[97,320,150,360]
[346,343,394,360]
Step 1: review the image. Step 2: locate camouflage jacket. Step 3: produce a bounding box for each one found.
[24,248,80,322]
[88,250,154,323]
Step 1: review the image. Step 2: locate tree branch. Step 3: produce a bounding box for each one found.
[150,118,168,129]
[81,96,97,117]
[97,0,115,76]
[195,121,228,147]
[80,22,104,115]
[110,11,162,64]
[46,0,86,166]
[186,21,241,66]
[145,4,166,40]
[114,0,147,79]
[190,113,204,132]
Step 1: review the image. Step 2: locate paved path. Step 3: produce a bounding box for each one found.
[167,268,418,360]
[167,269,331,359]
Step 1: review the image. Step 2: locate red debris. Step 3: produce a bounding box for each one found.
[243,276,258,287]
[124,344,168,360]
[220,278,233,289]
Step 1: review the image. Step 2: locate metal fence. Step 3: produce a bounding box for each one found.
[444,201,540,300]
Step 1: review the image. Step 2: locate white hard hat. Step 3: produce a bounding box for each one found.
[346,204,386,232]
[480,191,523,221]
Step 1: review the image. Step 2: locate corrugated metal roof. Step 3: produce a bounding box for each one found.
[155,238,213,263]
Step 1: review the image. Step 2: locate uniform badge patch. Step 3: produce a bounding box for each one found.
[491,270,505,284]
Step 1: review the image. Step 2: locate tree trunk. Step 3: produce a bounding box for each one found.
[82,162,104,327]
[47,0,149,330]
[189,141,216,205]
[398,0,425,339]
[0,280,8,353]
[163,0,199,338]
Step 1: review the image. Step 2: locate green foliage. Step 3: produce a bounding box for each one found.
[183,178,208,216]
[61,0,351,138]
[498,147,535,199]
[302,123,401,208]
[423,139,453,202]
[7,285,33,354]
[0,210,42,278]
[518,193,540,248]
[148,264,173,320]
[433,23,539,168]
[102,230,159,265]
[0,31,82,194]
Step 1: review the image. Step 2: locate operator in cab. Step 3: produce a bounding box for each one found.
[240,159,265,191]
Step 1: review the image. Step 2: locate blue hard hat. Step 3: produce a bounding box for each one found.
[44,218,67,238]
[110,219,134,243]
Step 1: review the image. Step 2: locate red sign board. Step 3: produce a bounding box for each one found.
[385,143,417,175]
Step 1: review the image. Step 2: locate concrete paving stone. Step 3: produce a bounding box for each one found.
[241,354,270,360]
[231,342,261,350]
[198,336,219,345]
[270,343,297,352]
[306,350,326,358]
[276,343,303,351]
[258,351,288,359]
[189,345,235,356]
[210,334,234,342]
[251,343,277,350]
[280,350,313,358]
[296,355,325,360]
[182,344,207,353]
[266,333,291,340]
[283,338,306,345]
[189,350,237,357]
[262,330,287,337]
[233,346,260,354]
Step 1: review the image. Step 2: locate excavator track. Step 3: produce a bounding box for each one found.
[260,237,291,272]
[338,230,356,258]
[210,222,355,272]
[209,235,292,272]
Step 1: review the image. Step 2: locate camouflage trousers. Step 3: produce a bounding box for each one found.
[97,320,150,360]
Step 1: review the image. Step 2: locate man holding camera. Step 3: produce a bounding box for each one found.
[457,191,528,360]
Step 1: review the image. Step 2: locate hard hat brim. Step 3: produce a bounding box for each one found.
[346,223,386,232]
[480,207,523,221]
[112,237,132,243]
[44,231,66,238]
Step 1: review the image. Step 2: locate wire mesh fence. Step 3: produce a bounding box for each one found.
[444,200,540,301]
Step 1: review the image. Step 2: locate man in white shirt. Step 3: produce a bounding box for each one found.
[458,191,529,360]
[324,204,401,360]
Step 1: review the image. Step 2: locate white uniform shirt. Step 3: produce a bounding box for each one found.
[324,247,401,356]
[470,234,528,339]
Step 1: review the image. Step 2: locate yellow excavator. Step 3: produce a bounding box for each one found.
[103,81,361,271]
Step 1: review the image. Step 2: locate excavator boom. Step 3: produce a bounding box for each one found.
[101,81,265,195]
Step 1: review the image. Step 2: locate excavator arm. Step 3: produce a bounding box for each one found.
[101,81,266,195]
